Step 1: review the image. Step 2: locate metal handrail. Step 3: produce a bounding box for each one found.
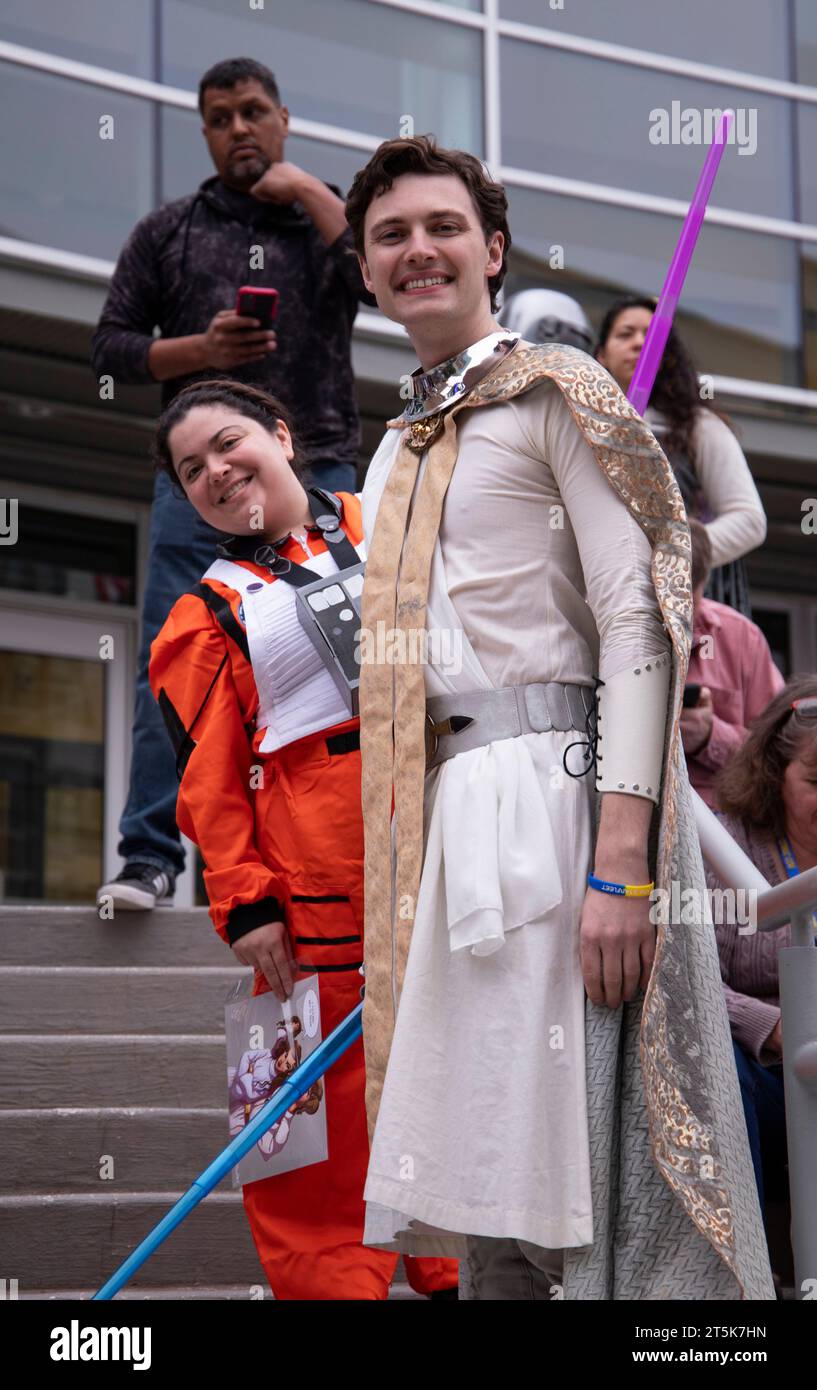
[693,787,817,940]
[692,786,817,1300]
[93,1004,364,1299]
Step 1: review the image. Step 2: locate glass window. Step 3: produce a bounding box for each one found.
[0,507,136,607]
[503,185,802,386]
[0,651,104,903]
[160,106,218,205]
[803,246,817,390]
[500,41,793,222]
[0,63,152,259]
[499,0,790,80]
[794,0,817,82]
[794,1,817,225]
[161,0,483,154]
[284,136,378,201]
[796,107,817,225]
[0,0,153,77]
[160,106,371,205]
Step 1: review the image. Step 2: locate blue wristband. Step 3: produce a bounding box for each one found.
[587,873,654,898]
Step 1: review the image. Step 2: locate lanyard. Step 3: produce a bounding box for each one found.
[216,488,361,586]
[776,835,817,941]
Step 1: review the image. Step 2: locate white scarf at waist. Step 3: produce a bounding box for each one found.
[421,540,598,956]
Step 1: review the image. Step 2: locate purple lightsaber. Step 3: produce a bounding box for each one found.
[627,109,734,417]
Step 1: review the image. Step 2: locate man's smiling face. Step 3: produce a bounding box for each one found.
[357,173,503,336]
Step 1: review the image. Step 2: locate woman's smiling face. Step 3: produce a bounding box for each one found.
[169,403,306,536]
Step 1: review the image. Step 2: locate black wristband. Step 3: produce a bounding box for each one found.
[225,896,286,945]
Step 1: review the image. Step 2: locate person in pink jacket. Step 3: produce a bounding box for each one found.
[682,519,784,809]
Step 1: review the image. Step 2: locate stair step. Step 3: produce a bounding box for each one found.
[18,1280,424,1300]
[0,966,250,1033]
[20,1284,271,1300]
[0,1036,227,1108]
[0,906,438,1304]
[0,906,227,966]
[0,1108,232,1192]
[1,1196,430,1297]
[0,1192,262,1289]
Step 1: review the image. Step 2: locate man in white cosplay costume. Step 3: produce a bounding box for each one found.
[345,137,774,1300]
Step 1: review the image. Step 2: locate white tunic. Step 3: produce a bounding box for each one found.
[360,379,670,1255]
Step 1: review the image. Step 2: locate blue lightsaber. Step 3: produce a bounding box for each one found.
[93,1002,363,1300]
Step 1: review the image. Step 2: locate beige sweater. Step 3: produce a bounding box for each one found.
[646,407,767,567]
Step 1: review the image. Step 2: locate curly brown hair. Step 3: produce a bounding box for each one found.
[714,675,817,837]
[345,135,511,313]
[153,379,307,496]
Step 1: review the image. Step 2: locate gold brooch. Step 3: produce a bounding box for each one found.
[405,415,444,453]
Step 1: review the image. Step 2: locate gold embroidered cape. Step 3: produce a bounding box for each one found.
[359,343,774,1299]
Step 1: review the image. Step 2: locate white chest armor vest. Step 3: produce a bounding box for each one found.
[202,531,367,754]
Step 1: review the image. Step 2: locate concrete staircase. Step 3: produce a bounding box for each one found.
[0,906,419,1300]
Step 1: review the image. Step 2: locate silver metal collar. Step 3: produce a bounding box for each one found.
[396,330,520,424]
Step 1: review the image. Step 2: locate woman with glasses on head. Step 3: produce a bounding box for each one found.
[703,676,817,1264]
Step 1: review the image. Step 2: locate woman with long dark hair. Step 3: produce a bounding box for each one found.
[595,295,767,615]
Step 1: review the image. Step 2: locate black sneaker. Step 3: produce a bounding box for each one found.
[96,863,175,912]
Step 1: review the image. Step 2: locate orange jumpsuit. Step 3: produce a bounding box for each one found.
[149,492,457,1301]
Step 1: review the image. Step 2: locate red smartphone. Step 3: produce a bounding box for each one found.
[236,286,279,329]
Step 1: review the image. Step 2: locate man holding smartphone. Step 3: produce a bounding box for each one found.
[93,57,374,910]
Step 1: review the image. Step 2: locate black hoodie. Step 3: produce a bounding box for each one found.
[91,175,376,469]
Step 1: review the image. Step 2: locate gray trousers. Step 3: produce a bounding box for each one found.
[463,1237,565,1300]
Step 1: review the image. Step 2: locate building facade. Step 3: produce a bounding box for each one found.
[1,0,816,906]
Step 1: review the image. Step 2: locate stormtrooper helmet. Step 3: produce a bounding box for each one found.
[500,288,594,353]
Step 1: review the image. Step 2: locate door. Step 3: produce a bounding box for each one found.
[0,607,133,903]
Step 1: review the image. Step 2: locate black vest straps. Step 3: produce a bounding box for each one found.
[190,582,251,662]
[215,489,361,586]
[305,488,362,571]
[160,582,250,781]
[158,651,229,782]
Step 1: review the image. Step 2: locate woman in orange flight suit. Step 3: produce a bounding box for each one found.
[148,379,457,1301]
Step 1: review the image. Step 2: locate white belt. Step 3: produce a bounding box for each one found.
[425,681,595,769]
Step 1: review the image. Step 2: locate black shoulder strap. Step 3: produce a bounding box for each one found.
[214,492,361,584]
[158,651,229,782]
[157,581,249,782]
[157,687,195,780]
[190,582,251,662]
[307,486,344,520]
[306,488,361,571]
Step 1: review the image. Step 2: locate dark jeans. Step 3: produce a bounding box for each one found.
[118,457,356,878]
[465,1237,564,1300]
[732,1040,788,1229]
